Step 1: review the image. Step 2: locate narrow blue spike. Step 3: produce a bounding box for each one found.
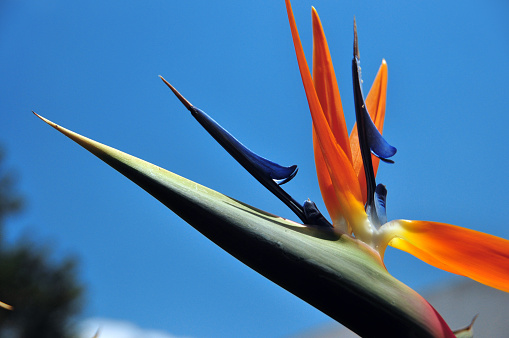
[351,22,396,162]
[160,76,316,225]
[191,107,298,185]
[352,21,395,212]
[374,184,387,225]
[352,63,396,161]
[158,76,298,185]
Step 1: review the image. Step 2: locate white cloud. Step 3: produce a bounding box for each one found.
[80,318,188,338]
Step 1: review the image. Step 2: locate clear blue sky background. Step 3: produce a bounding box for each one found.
[1,0,509,337]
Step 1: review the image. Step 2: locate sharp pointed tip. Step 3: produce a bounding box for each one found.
[311,6,321,24]
[159,75,194,111]
[378,59,388,75]
[33,111,58,128]
[469,314,479,329]
[353,17,359,59]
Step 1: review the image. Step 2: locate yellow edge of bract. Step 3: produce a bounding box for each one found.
[391,219,509,293]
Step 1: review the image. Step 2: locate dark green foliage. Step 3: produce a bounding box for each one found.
[0,147,84,338]
[0,148,23,232]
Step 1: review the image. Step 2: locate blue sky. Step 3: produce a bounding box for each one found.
[2,0,509,337]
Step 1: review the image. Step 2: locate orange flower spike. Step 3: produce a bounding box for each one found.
[285,0,367,232]
[312,131,348,227]
[311,7,352,228]
[386,220,509,292]
[350,61,388,204]
[311,8,351,160]
[365,60,388,138]
[286,2,509,296]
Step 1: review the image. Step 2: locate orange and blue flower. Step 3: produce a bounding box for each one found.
[162,0,509,296]
[285,0,509,293]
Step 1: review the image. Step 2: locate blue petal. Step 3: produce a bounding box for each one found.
[374,184,387,225]
[158,76,298,185]
[363,108,397,160]
[352,39,396,212]
[191,107,298,185]
[160,77,314,223]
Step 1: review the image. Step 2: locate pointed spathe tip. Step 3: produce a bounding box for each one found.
[33,110,110,158]
[452,314,478,336]
[159,75,194,111]
[353,17,359,59]
[33,111,59,129]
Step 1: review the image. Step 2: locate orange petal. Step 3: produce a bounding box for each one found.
[312,129,347,228]
[350,61,388,203]
[310,7,351,226]
[285,0,365,227]
[389,238,463,276]
[390,220,509,292]
[365,60,388,176]
[311,8,351,161]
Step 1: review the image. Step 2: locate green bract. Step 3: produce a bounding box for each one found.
[34,113,462,337]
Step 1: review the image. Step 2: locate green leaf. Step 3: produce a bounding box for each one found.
[35,113,454,337]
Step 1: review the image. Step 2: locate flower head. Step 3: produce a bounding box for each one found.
[159,0,509,295]
[285,0,509,293]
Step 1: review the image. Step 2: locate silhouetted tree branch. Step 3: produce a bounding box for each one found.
[0,146,84,338]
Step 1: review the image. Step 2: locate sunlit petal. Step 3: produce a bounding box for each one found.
[350,61,388,203]
[313,130,348,228]
[285,0,366,230]
[311,7,351,160]
[389,238,463,275]
[311,8,351,227]
[388,220,509,292]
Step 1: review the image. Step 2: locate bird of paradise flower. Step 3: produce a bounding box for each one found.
[283,0,509,293]
[34,1,509,337]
